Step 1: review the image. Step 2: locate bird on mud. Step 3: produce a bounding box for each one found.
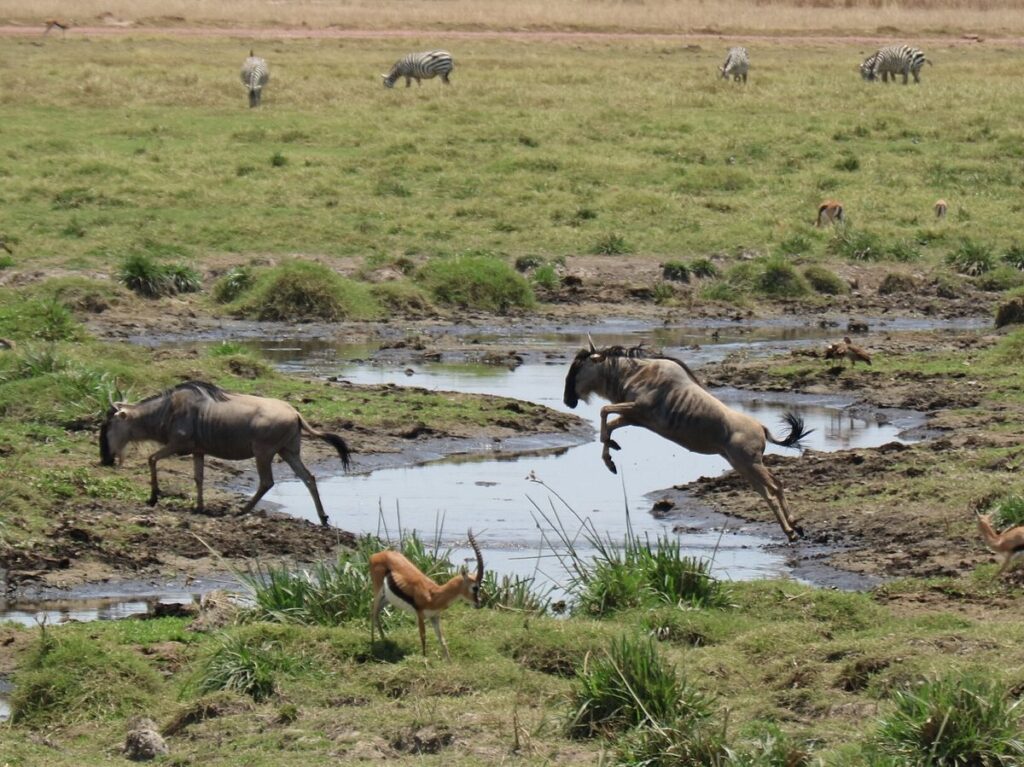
[824,337,872,368]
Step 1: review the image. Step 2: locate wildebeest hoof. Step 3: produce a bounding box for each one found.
[146,496,158,507]
[603,458,618,474]
[787,525,805,542]
[607,440,621,451]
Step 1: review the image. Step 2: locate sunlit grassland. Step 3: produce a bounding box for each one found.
[2,36,1024,281]
[3,579,1024,765]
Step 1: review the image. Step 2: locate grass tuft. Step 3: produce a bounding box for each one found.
[117,253,200,298]
[416,255,535,312]
[232,260,382,321]
[803,265,848,295]
[947,239,996,276]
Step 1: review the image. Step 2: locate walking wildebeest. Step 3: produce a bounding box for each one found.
[99,381,351,526]
[563,341,812,541]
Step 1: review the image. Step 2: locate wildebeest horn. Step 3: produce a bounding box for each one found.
[467,528,484,584]
[587,334,596,353]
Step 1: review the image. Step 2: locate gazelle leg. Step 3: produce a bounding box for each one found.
[417,613,428,657]
[371,589,387,642]
[430,616,451,661]
[146,444,182,506]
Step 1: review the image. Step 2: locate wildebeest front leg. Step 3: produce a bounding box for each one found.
[599,403,638,474]
[146,444,182,506]
[281,449,330,527]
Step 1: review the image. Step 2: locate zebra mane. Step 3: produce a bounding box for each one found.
[597,345,705,389]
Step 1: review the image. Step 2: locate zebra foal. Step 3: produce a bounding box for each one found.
[720,47,749,83]
[382,50,453,88]
[860,45,930,84]
[241,51,269,108]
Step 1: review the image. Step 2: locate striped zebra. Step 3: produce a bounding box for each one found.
[382,50,453,88]
[720,47,749,83]
[240,50,269,108]
[860,45,930,84]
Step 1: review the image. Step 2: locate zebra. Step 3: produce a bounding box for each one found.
[860,45,930,84]
[720,47,749,83]
[382,50,453,88]
[240,50,269,108]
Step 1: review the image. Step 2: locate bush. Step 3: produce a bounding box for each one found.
[988,494,1024,528]
[662,261,691,282]
[591,232,631,256]
[233,260,382,321]
[878,273,918,295]
[568,635,710,738]
[212,266,255,304]
[417,255,535,312]
[191,632,295,702]
[872,675,1024,765]
[803,265,848,295]
[755,257,808,298]
[11,631,161,725]
[369,281,434,316]
[533,263,559,290]
[830,227,884,262]
[690,258,719,279]
[1003,245,1024,271]
[117,253,200,298]
[947,239,996,276]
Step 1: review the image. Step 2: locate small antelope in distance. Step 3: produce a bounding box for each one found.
[934,199,948,219]
[976,513,1024,576]
[816,200,844,227]
[370,530,484,659]
[43,18,69,36]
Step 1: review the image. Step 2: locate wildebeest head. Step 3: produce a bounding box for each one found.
[99,402,134,466]
[563,336,603,409]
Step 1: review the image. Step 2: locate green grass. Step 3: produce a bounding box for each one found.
[416,254,536,312]
[4,39,1024,281]
[230,259,383,321]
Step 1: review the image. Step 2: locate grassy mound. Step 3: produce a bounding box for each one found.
[231,260,382,322]
[416,255,535,313]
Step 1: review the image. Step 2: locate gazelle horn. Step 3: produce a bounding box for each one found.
[467,528,484,584]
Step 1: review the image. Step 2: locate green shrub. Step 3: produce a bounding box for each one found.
[988,494,1024,528]
[192,633,292,702]
[830,227,884,262]
[568,635,709,738]
[616,720,727,766]
[11,631,161,725]
[872,675,1024,765]
[479,572,552,614]
[233,260,382,321]
[662,261,691,282]
[117,253,200,298]
[803,265,848,295]
[0,294,82,342]
[212,266,256,304]
[270,151,288,167]
[878,273,918,295]
[653,282,676,305]
[0,253,13,269]
[721,724,811,766]
[1003,244,1024,271]
[690,258,719,279]
[755,257,808,298]
[887,239,922,263]
[591,232,631,256]
[779,234,811,256]
[533,263,559,290]
[417,255,535,312]
[369,281,434,316]
[947,239,996,276]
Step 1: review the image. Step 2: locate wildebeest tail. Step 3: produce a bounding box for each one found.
[764,411,812,450]
[299,416,352,469]
[99,406,116,466]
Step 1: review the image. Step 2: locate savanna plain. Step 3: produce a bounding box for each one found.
[3,7,1024,765]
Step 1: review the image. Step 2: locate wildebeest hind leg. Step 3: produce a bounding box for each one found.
[146,444,181,506]
[241,451,276,515]
[192,454,206,511]
[599,405,637,474]
[736,461,801,542]
[281,449,329,526]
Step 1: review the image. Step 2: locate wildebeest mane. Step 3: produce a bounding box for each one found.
[598,344,705,389]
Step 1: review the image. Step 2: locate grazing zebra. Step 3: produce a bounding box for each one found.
[382,50,453,88]
[720,47,749,83]
[240,51,269,108]
[860,45,930,84]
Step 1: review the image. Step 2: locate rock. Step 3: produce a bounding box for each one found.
[124,718,169,761]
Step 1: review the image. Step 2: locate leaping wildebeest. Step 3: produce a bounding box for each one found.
[99,381,351,526]
[563,341,812,541]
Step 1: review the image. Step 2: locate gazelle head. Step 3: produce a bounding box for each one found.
[460,529,485,607]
